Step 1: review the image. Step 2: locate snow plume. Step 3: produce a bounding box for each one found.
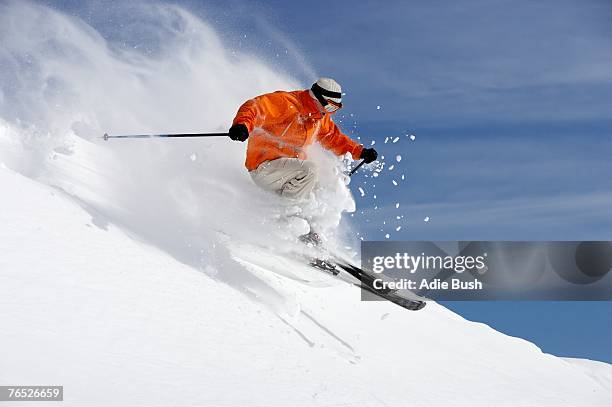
[0,2,355,279]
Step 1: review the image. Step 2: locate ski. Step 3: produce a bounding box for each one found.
[309,255,427,311]
[223,233,426,311]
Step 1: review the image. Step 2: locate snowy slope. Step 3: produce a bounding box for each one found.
[2,166,611,406]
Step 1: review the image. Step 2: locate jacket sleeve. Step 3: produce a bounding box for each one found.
[317,116,364,159]
[232,98,261,132]
[232,92,287,132]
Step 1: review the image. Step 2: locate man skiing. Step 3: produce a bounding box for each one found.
[228,77,377,243]
[226,78,426,310]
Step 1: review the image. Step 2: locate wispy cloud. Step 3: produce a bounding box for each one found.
[349,129,612,240]
[361,191,612,240]
[272,0,612,124]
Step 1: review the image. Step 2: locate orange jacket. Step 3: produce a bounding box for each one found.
[232,90,364,171]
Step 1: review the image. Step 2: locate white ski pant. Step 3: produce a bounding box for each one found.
[249,158,317,201]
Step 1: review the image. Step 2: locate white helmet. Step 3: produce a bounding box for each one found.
[311,77,343,112]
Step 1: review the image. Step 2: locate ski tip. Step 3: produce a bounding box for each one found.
[408,301,427,311]
[390,297,426,311]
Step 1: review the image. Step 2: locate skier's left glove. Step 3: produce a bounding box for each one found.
[229,124,249,142]
[359,147,378,164]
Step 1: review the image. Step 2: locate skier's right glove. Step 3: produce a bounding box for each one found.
[229,124,249,142]
[359,147,378,164]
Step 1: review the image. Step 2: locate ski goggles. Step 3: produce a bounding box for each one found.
[311,82,343,113]
[323,99,343,113]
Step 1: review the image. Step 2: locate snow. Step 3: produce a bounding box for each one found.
[1,2,611,406]
[2,165,611,406]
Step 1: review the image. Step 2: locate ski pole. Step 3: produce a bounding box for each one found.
[102,132,228,140]
[104,131,368,175]
[349,160,366,176]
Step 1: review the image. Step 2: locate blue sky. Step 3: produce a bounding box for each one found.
[45,0,612,362]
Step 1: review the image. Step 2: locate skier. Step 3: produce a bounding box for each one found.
[228,77,378,244]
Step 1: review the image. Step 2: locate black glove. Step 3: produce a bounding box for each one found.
[229,123,249,142]
[360,147,378,164]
